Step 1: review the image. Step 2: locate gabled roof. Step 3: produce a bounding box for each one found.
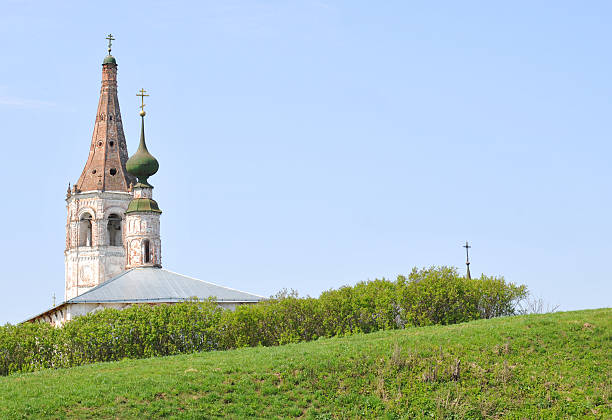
[68,267,265,303]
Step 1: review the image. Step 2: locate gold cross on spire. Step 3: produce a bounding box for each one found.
[137,88,149,116]
[106,34,115,54]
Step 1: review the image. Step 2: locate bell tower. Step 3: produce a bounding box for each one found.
[125,90,162,269]
[64,35,136,300]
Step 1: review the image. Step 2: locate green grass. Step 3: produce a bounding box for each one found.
[1,309,610,419]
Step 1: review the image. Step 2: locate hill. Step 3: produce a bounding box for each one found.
[0,308,609,419]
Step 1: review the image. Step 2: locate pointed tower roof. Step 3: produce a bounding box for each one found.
[75,35,135,192]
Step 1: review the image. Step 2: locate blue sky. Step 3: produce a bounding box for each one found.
[1,1,611,323]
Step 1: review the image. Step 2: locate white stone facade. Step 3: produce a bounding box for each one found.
[64,191,132,300]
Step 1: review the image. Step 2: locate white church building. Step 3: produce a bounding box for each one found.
[26,37,264,326]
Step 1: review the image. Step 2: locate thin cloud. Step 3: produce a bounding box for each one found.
[0,96,56,108]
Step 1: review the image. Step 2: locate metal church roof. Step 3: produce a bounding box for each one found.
[68,267,265,303]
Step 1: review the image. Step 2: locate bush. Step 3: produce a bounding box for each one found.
[0,266,527,376]
[397,267,527,326]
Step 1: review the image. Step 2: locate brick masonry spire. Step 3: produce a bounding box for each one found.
[75,58,136,192]
[64,47,136,301]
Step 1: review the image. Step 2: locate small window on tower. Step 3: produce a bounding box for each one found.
[110,168,117,176]
[107,214,122,246]
[92,169,97,174]
[109,141,115,147]
[78,213,93,247]
[98,141,103,147]
[143,240,151,263]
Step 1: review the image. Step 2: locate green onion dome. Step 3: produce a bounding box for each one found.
[103,55,117,65]
[126,112,159,187]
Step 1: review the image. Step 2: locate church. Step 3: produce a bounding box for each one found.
[26,37,264,326]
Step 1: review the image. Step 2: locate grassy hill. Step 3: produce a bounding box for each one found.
[0,309,609,419]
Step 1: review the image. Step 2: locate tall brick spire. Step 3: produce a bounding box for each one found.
[75,41,135,192]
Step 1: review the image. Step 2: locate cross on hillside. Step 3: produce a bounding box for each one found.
[463,241,472,280]
[463,241,471,264]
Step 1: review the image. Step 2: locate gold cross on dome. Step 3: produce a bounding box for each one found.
[137,88,149,111]
[106,34,115,54]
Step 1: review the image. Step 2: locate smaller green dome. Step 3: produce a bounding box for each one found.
[103,55,117,65]
[126,198,162,214]
[126,116,159,187]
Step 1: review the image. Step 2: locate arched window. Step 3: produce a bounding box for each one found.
[78,213,93,247]
[143,239,151,263]
[107,214,122,246]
